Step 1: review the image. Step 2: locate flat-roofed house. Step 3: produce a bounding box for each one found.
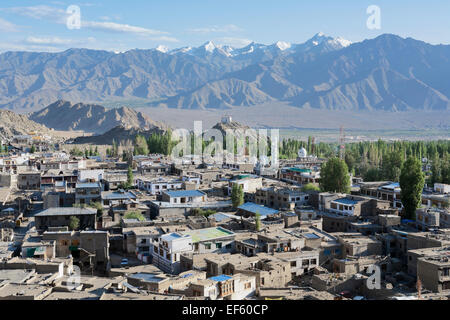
[161,190,207,204]
[34,207,97,232]
[75,182,101,205]
[151,232,193,274]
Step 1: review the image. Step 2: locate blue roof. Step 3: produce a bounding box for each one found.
[164,190,205,198]
[304,233,321,239]
[209,213,232,222]
[180,273,193,279]
[210,275,232,282]
[333,198,360,206]
[284,212,297,217]
[102,191,137,200]
[238,202,279,216]
[381,182,400,190]
[76,182,100,189]
[161,233,184,241]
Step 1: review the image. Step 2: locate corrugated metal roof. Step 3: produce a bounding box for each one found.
[35,207,96,217]
[164,190,205,198]
[76,183,100,189]
[238,202,279,216]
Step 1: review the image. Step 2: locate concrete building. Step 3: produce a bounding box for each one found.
[417,251,450,293]
[161,190,207,205]
[17,172,41,190]
[254,187,310,211]
[227,174,262,196]
[335,233,383,258]
[43,230,110,272]
[416,208,441,231]
[188,273,256,300]
[137,177,184,195]
[279,167,320,186]
[359,181,403,209]
[181,227,235,254]
[75,182,101,205]
[34,207,97,232]
[78,169,104,183]
[151,232,193,274]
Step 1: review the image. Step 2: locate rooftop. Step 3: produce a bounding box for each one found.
[164,190,205,198]
[332,198,361,206]
[35,207,97,217]
[181,227,235,243]
[76,182,101,189]
[209,275,232,282]
[238,202,279,217]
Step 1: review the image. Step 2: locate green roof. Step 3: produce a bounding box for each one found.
[287,167,311,173]
[181,227,235,243]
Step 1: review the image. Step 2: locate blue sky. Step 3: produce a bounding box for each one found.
[1,0,450,52]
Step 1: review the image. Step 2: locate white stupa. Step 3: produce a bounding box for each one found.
[298,147,308,158]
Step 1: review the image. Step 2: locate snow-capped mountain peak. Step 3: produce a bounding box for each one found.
[275,41,291,51]
[155,45,169,53]
[334,37,352,47]
[203,41,216,52]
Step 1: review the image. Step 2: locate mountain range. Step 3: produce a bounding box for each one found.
[0,33,449,112]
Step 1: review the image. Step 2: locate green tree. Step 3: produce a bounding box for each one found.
[134,134,149,155]
[255,212,261,232]
[124,211,146,221]
[400,157,425,219]
[89,202,103,220]
[30,145,36,154]
[344,153,356,174]
[231,184,244,208]
[112,139,118,157]
[126,166,134,188]
[381,151,403,181]
[69,216,80,231]
[319,157,351,193]
[364,167,382,182]
[301,183,320,192]
[192,208,216,217]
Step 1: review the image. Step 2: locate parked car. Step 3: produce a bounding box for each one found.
[120,258,129,266]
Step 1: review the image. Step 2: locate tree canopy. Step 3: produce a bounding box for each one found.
[400,157,425,220]
[319,157,351,194]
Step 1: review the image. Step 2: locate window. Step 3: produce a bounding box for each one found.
[216,243,222,249]
[204,243,211,250]
[244,282,251,289]
[290,261,297,267]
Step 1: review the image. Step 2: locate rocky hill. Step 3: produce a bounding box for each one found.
[30,100,166,134]
[0,109,50,140]
[71,125,166,145]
